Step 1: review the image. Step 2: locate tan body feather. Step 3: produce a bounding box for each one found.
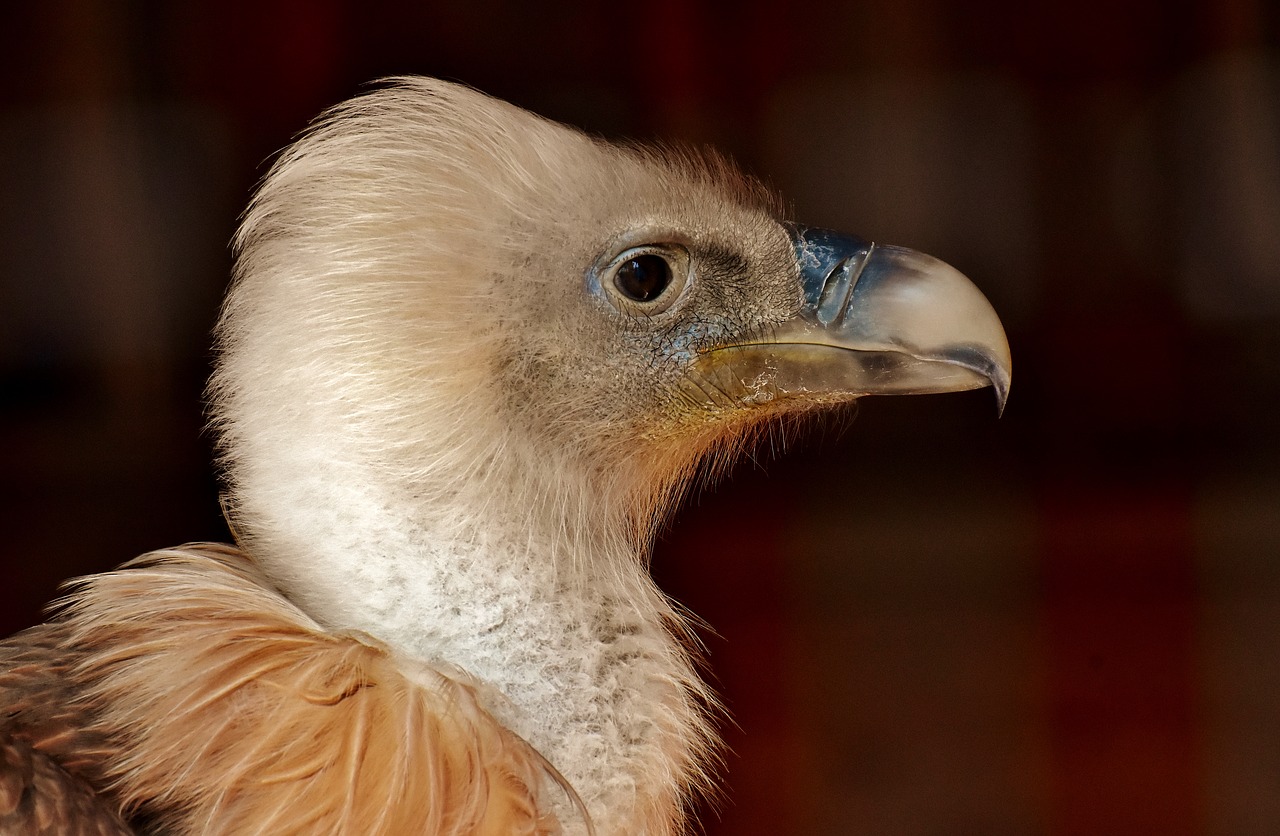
[4,544,585,835]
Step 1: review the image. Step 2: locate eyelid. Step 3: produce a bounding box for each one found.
[603,243,684,275]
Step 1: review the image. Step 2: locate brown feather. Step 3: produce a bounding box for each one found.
[33,543,588,835]
[0,622,137,832]
[0,732,134,836]
[0,623,118,786]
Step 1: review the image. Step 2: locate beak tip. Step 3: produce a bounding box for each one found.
[986,349,1011,417]
[994,375,1010,417]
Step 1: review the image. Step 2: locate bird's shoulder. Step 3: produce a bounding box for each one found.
[44,543,579,835]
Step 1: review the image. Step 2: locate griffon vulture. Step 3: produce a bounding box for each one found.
[0,78,1010,835]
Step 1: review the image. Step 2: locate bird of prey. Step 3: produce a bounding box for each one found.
[0,78,1010,835]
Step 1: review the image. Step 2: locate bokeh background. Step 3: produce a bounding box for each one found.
[2,1,1279,833]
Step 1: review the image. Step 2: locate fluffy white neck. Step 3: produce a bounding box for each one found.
[243,451,709,835]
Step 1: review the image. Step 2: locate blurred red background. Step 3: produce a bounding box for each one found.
[2,1,1278,833]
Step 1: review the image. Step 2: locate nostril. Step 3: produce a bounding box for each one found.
[816,248,873,328]
[787,225,875,322]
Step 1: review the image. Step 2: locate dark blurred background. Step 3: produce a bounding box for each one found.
[2,1,1278,833]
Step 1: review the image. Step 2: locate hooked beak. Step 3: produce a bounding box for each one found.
[681,226,1012,414]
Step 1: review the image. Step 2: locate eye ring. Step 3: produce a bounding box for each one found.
[594,243,692,316]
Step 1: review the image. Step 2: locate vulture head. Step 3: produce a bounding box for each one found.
[205,78,1010,831]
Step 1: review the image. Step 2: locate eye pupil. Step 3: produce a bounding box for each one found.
[614,254,672,302]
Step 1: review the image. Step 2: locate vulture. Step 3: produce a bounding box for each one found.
[0,78,1011,835]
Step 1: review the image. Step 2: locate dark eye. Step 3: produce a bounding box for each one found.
[614,254,672,302]
[590,242,691,316]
